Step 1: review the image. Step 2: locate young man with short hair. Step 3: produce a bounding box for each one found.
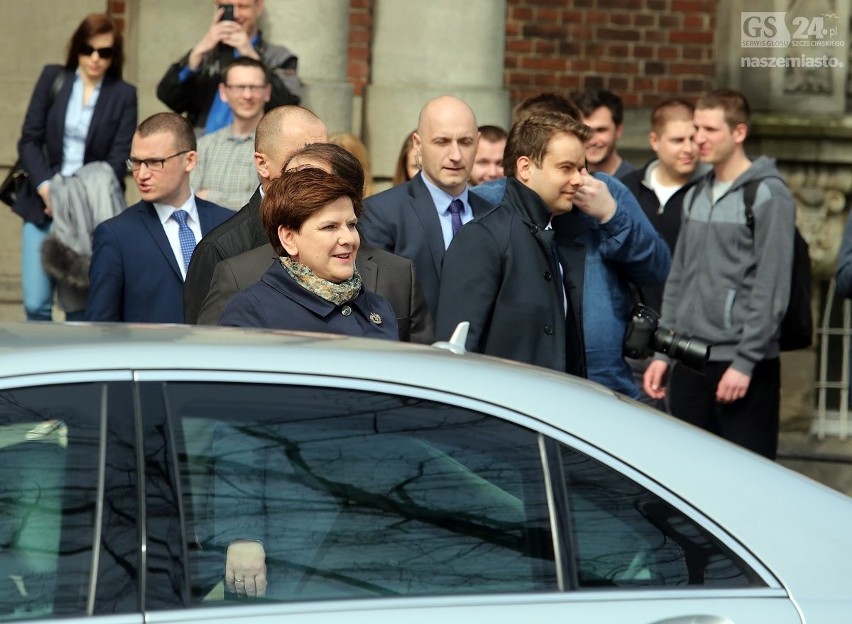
[191,57,271,209]
[644,89,796,459]
[572,88,636,178]
[437,112,670,395]
[469,124,507,185]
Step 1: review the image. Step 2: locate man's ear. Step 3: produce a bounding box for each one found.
[184,150,198,173]
[254,152,269,179]
[732,122,749,145]
[515,156,532,183]
[615,122,624,140]
[279,225,298,257]
[648,131,660,154]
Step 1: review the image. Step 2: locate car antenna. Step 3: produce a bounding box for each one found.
[432,322,469,355]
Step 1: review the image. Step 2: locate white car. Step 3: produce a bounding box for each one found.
[0,322,848,624]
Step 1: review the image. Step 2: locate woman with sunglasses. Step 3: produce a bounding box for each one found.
[14,13,137,321]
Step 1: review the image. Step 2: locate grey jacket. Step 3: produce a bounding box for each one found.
[43,161,126,311]
[658,156,796,376]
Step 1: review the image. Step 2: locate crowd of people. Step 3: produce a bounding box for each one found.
[10,3,810,466]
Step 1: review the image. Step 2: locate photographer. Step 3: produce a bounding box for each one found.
[157,0,302,135]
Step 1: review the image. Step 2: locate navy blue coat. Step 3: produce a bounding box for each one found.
[360,173,492,319]
[218,260,399,341]
[85,198,233,323]
[16,64,138,224]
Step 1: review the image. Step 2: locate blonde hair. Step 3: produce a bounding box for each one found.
[328,132,373,197]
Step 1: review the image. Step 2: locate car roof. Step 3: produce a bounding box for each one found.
[2,322,851,600]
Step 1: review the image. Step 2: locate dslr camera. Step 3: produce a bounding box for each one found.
[623,303,710,373]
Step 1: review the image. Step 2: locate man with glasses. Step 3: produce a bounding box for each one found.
[191,58,270,210]
[85,113,232,323]
[157,0,302,135]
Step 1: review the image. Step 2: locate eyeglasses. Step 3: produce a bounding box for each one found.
[223,84,267,94]
[80,44,115,60]
[127,151,191,172]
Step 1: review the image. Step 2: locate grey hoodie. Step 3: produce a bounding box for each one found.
[658,156,796,376]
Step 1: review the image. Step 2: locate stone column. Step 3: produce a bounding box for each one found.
[364,0,510,179]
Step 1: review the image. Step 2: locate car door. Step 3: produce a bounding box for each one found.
[0,373,143,623]
[139,372,800,624]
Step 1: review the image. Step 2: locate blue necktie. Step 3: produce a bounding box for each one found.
[171,210,196,272]
[449,199,464,238]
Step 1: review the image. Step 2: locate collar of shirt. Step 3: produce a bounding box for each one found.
[156,194,202,279]
[420,173,474,248]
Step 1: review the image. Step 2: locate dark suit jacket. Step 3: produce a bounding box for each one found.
[85,198,233,323]
[197,243,434,343]
[436,178,586,376]
[16,64,138,224]
[218,259,399,341]
[183,188,264,324]
[360,173,493,319]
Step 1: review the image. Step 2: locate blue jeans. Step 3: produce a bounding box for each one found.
[22,220,53,321]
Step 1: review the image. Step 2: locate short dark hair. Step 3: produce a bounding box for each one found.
[262,168,363,257]
[282,142,365,197]
[222,56,270,85]
[650,98,694,135]
[696,88,751,130]
[65,14,124,81]
[478,125,508,143]
[136,113,197,152]
[503,112,592,177]
[571,88,625,126]
[513,92,581,124]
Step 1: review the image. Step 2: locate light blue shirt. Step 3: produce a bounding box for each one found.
[419,173,474,249]
[61,71,101,176]
[154,193,202,281]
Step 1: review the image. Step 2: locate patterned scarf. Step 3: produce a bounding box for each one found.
[280,256,362,306]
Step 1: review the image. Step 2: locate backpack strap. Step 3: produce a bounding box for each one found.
[742,179,759,236]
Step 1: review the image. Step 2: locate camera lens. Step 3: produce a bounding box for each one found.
[655,331,710,373]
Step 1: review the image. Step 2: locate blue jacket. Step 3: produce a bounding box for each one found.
[218,259,399,341]
[85,198,233,323]
[473,175,671,398]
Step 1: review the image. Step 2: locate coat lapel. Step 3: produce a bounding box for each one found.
[409,175,446,276]
[355,249,378,293]
[85,76,115,154]
[138,202,183,280]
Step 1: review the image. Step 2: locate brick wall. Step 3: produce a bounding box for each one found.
[348,0,373,97]
[107,0,126,31]
[504,0,717,108]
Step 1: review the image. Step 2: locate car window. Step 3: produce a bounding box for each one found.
[560,445,764,589]
[166,383,557,605]
[0,383,104,621]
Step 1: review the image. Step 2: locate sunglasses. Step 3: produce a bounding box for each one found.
[80,44,115,60]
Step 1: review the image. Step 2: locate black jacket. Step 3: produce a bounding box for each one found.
[620,161,701,312]
[156,33,301,130]
[436,178,585,376]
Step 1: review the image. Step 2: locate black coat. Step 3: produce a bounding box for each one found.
[435,178,585,375]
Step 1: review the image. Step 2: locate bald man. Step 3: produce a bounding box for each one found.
[183,105,327,323]
[360,96,494,318]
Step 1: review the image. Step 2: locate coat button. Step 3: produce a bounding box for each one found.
[544,324,553,335]
[543,271,552,281]
[341,306,352,316]
[529,225,539,234]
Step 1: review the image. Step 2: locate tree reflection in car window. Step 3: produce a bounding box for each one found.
[560,446,764,589]
[169,383,558,604]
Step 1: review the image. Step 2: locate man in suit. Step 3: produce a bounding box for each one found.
[197,143,434,343]
[85,113,232,323]
[359,96,493,319]
[183,105,327,324]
